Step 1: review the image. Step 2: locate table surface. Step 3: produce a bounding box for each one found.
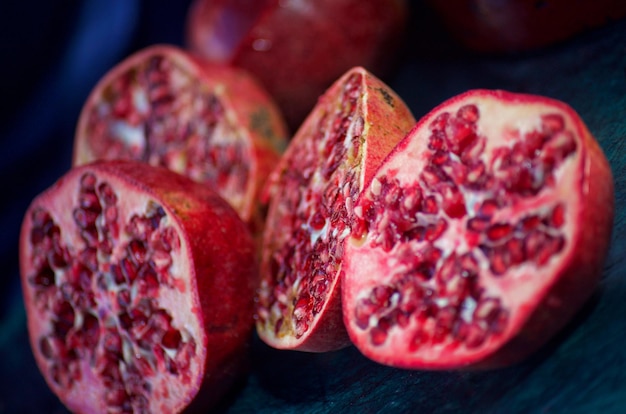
[1,2,625,413]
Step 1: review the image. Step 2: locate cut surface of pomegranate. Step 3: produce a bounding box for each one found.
[20,160,258,413]
[343,89,614,369]
[186,0,409,129]
[256,67,416,352]
[73,44,288,231]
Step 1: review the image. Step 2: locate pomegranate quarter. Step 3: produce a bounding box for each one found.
[256,67,416,352]
[73,44,288,231]
[343,90,614,369]
[19,160,258,413]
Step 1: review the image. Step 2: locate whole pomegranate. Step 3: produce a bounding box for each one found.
[73,44,288,233]
[426,0,626,53]
[256,67,416,352]
[19,160,257,413]
[343,90,614,369]
[185,0,409,129]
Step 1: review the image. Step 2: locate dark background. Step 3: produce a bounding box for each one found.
[1,1,625,413]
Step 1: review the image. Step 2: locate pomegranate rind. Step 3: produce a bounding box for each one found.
[343,89,614,369]
[186,0,409,129]
[19,160,258,413]
[73,44,288,230]
[256,66,416,352]
[185,0,273,63]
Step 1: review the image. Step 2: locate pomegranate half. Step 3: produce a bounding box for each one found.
[256,67,416,352]
[20,160,258,413]
[343,89,614,369]
[73,44,288,232]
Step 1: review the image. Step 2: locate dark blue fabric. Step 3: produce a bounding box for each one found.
[1,1,625,413]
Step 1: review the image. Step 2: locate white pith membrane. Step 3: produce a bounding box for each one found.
[346,96,581,366]
[82,52,251,216]
[23,169,203,413]
[256,72,366,345]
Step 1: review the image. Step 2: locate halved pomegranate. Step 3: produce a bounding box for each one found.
[256,67,416,352]
[73,44,288,233]
[343,89,614,369]
[185,0,409,129]
[19,160,257,413]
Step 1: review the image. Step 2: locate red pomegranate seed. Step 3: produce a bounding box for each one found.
[486,223,513,241]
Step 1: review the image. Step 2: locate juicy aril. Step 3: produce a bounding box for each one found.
[256,67,416,351]
[185,0,408,129]
[343,90,614,369]
[73,44,287,232]
[19,160,257,413]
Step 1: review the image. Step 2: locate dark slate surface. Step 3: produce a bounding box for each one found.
[1,1,624,413]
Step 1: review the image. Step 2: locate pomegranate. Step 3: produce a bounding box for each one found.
[343,89,614,369]
[256,67,416,352]
[19,160,257,413]
[185,0,409,129]
[426,0,626,53]
[73,44,288,233]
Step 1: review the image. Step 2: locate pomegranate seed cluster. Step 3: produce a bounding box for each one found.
[27,172,195,413]
[86,55,250,209]
[352,105,576,350]
[257,73,364,339]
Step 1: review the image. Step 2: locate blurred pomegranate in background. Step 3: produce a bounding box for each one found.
[73,45,288,237]
[426,0,626,53]
[186,0,409,130]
